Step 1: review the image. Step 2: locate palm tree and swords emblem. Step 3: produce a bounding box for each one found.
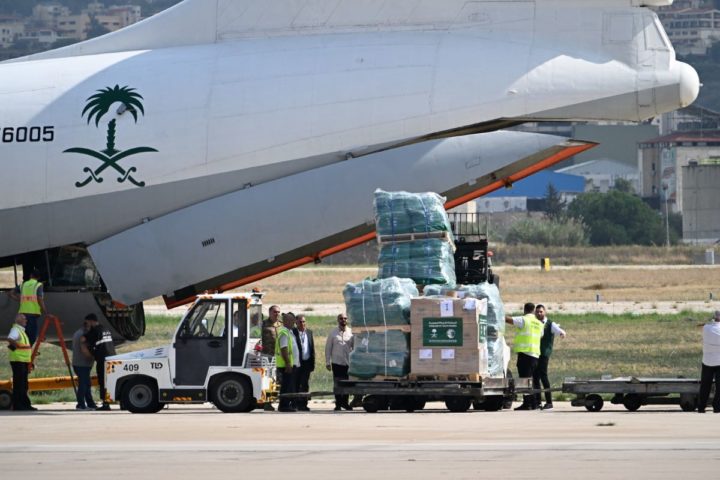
[64,85,157,188]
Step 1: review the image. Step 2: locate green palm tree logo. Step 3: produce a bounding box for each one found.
[64,85,158,188]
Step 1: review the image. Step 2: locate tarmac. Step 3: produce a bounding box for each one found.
[2,401,718,479]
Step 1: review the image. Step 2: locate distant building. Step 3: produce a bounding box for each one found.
[20,28,59,45]
[476,170,585,213]
[29,2,144,42]
[0,18,25,48]
[653,104,720,135]
[656,1,720,56]
[638,131,720,214]
[557,158,639,193]
[682,161,720,244]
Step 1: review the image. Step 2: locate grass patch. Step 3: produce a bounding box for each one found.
[0,312,709,404]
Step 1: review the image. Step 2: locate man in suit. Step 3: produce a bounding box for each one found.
[292,314,315,411]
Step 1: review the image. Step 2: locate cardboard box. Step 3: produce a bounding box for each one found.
[411,346,488,376]
[410,297,488,376]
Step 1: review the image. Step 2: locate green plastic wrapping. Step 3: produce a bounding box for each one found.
[374,189,451,236]
[343,277,418,327]
[349,330,411,378]
[378,239,456,286]
[424,282,506,376]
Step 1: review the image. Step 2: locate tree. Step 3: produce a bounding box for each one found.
[81,85,145,155]
[568,190,667,246]
[505,216,588,247]
[543,183,565,220]
[612,178,635,194]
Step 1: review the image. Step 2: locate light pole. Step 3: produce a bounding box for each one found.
[662,184,670,248]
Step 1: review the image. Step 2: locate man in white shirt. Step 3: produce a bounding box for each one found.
[534,304,567,410]
[325,313,354,411]
[698,310,720,413]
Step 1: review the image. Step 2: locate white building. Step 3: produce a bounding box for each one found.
[557,158,640,194]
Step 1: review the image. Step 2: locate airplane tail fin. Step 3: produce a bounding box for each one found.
[8,0,673,63]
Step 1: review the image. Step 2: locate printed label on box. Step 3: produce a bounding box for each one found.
[441,349,455,360]
[422,317,463,347]
[440,299,454,317]
[418,349,433,359]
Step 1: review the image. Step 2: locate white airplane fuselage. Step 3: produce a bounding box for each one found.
[0,0,699,312]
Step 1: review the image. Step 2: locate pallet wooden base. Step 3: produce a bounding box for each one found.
[377,230,453,245]
[353,324,411,333]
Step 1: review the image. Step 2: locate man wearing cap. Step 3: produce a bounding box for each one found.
[698,310,720,413]
[6,314,36,411]
[8,268,47,346]
[83,313,116,411]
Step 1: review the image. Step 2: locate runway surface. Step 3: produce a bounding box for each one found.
[2,402,717,479]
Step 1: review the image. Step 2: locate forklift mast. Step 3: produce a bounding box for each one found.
[448,213,496,286]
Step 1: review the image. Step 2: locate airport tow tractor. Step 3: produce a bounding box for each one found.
[106,292,277,413]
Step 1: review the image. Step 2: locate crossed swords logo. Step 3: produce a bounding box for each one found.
[64,85,157,188]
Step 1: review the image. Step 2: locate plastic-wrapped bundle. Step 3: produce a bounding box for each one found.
[378,239,456,286]
[374,190,451,236]
[343,277,418,327]
[349,330,410,378]
[423,281,506,376]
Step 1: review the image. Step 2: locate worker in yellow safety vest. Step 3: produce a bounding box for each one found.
[6,313,36,411]
[275,312,299,412]
[505,302,544,410]
[8,268,48,346]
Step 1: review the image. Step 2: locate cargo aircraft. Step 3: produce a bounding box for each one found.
[0,0,699,341]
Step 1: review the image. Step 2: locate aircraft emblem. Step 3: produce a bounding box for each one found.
[64,85,157,188]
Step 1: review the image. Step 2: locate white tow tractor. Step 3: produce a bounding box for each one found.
[106,292,276,413]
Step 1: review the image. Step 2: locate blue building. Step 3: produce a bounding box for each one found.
[477,170,585,213]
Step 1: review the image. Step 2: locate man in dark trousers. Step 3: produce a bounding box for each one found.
[83,313,116,411]
[533,304,566,410]
[505,302,544,410]
[698,310,720,413]
[6,314,36,411]
[292,314,315,411]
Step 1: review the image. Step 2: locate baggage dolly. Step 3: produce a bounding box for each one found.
[562,377,706,412]
[333,375,532,413]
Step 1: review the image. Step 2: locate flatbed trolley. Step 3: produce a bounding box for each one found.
[334,376,532,413]
[562,377,708,412]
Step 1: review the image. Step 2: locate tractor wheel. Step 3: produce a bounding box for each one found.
[211,375,252,413]
[123,378,162,414]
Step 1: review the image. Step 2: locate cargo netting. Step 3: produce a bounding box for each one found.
[343,277,418,327]
[373,189,452,236]
[373,189,456,287]
[349,330,410,378]
[378,240,456,286]
[423,282,506,376]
